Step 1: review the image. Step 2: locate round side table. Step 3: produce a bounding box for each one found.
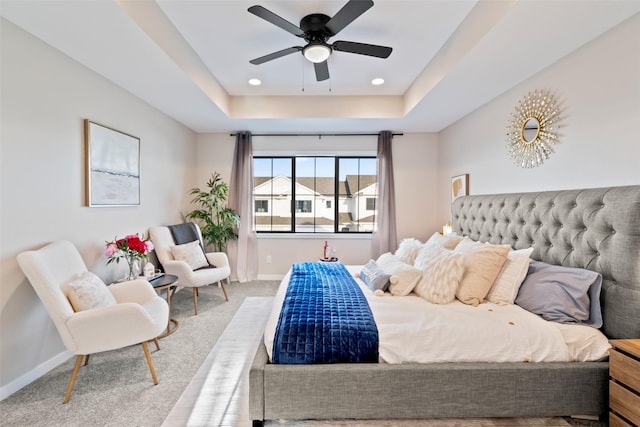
[149,274,179,338]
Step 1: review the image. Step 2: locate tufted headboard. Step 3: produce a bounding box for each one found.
[452,185,640,339]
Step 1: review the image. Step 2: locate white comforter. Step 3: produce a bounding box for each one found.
[264,265,608,364]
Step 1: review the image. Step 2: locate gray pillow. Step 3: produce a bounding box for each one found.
[515,260,603,328]
[359,261,391,292]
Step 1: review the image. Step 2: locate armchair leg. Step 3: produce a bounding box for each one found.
[193,288,198,315]
[219,280,229,302]
[63,355,85,404]
[141,342,158,385]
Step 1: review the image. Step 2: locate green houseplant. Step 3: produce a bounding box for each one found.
[186,172,240,252]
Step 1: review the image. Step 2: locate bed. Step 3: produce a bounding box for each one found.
[250,185,640,424]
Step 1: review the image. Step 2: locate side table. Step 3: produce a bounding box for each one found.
[149,274,179,338]
[609,339,640,426]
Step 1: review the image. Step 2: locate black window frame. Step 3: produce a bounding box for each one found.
[253,155,377,234]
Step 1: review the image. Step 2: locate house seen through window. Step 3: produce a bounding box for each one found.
[253,156,377,233]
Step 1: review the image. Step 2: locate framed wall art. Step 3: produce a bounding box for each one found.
[85,119,140,207]
[451,174,469,206]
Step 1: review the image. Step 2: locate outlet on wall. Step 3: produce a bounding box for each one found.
[266,255,272,263]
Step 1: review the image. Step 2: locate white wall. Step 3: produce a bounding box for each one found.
[195,132,439,277]
[0,20,197,398]
[436,13,640,223]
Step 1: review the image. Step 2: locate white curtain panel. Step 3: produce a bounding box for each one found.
[228,131,258,282]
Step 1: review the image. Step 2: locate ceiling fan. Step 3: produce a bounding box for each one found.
[248,0,392,81]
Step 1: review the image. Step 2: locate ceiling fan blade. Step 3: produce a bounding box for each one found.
[250,46,302,65]
[332,40,392,58]
[314,61,330,81]
[325,0,373,36]
[248,5,304,37]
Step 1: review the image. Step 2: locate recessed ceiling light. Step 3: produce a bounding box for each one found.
[371,78,384,85]
[249,78,262,86]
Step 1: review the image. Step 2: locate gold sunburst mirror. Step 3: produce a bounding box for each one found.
[506,90,560,168]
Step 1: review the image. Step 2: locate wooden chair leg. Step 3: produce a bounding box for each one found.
[220,280,229,301]
[63,355,85,404]
[83,354,90,366]
[193,287,198,315]
[141,341,158,385]
[153,337,160,351]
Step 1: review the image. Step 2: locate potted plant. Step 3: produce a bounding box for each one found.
[186,172,240,252]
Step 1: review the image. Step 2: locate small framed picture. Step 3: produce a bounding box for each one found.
[451,174,469,205]
[85,120,140,207]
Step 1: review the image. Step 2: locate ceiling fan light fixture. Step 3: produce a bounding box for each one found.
[303,43,331,63]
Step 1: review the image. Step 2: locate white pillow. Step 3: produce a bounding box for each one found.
[486,247,534,305]
[413,248,465,304]
[170,240,209,270]
[395,238,423,265]
[553,323,611,361]
[65,271,116,312]
[453,238,511,306]
[376,252,422,296]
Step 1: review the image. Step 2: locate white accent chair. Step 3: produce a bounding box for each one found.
[149,223,230,315]
[17,240,168,404]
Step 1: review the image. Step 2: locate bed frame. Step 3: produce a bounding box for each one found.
[250,185,640,424]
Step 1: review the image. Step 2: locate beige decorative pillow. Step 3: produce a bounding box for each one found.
[486,247,534,305]
[170,240,209,270]
[454,238,510,306]
[395,238,423,265]
[424,232,464,251]
[413,248,465,304]
[376,252,422,296]
[66,271,116,312]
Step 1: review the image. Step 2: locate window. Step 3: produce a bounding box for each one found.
[296,200,312,213]
[253,156,376,233]
[255,200,268,213]
[366,198,376,210]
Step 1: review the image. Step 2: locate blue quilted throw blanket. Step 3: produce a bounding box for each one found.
[272,262,379,364]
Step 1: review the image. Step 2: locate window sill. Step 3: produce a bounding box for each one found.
[256,233,372,240]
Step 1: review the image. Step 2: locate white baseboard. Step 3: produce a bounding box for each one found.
[0,349,73,401]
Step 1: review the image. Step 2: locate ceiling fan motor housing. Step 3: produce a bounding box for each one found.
[300,14,333,42]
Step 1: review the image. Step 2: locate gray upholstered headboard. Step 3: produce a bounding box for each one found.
[452,185,640,340]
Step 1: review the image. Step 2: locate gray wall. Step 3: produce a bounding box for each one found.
[436,13,640,221]
[194,132,440,278]
[0,20,197,398]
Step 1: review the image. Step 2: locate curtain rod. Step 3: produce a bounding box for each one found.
[229,132,403,137]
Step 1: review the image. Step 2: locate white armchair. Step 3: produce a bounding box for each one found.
[17,240,168,403]
[149,223,230,315]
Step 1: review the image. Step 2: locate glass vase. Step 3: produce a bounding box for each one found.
[125,258,140,281]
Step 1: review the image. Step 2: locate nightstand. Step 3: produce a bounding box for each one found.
[609,339,640,426]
